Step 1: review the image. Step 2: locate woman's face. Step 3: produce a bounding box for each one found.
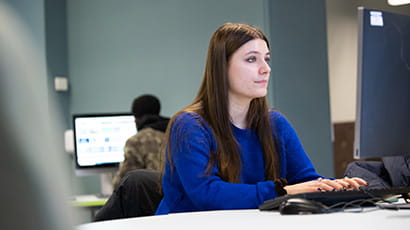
[227,38,271,104]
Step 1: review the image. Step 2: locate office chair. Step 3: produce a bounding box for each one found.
[94,169,162,221]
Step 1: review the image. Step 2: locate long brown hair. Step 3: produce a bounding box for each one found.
[163,23,279,183]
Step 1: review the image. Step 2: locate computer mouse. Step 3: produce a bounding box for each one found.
[279,198,329,215]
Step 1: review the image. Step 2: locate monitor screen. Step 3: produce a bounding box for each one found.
[73,113,137,169]
[354,7,410,159]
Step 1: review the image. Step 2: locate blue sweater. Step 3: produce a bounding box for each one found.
[155,110,321,215]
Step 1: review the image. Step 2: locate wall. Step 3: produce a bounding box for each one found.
[326,0,410,123]
[45,0,70,127]
[269,0,334,176]
[66,0,269,117]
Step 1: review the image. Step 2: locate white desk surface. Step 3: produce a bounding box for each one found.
[77,208,410,230]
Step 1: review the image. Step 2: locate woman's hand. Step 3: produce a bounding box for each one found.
[284,177,368,195]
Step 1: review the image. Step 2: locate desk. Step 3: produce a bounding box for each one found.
[71,194,108,220]
[77,208,410,230]
[71,194,108,208]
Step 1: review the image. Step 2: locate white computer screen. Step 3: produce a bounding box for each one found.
[73,113,137,167]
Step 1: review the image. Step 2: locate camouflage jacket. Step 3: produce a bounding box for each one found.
[112,127,165,187]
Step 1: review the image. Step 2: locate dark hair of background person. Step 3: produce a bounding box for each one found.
[132,94,161,118]
[131,94,169,132]
[163,23,280,183]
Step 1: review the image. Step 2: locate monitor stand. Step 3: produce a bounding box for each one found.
[74,167,117,197]
[99,173,114,197]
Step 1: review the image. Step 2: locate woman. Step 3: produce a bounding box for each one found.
[155,23,367,215]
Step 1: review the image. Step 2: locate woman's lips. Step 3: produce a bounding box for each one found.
[255,80,267,84]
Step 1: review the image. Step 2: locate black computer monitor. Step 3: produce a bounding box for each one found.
[354,7,410,159]
[73,113,137,175]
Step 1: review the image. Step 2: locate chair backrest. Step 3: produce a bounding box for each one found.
[94,169,162,221]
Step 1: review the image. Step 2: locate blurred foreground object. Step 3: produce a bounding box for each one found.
[0,2,74,229]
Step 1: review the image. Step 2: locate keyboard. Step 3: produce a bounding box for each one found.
[259,186,410,211]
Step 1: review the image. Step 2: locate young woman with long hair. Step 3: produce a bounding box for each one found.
[155,23,367,215]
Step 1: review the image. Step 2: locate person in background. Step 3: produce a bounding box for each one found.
[155,23,367,215]
[112,94,169,188]
[95,95,168,221]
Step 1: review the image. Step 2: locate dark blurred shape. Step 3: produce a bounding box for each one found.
[95,169,162,221]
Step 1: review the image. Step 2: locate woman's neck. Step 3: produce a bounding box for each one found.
[228,97,250,129]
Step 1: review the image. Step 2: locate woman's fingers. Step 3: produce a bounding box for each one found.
[316,177,368,192]
[319,179,343,191]
[334,179,350,189]
[285,177,368,195]
[351,177,368,186]
[343,177,368,189]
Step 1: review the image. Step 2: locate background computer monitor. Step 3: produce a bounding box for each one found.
[73,113,137,194]
[354,7,410,159]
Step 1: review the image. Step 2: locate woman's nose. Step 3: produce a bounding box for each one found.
[259,61,271,75]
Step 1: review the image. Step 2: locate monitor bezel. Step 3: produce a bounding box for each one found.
[354,7,410,159]
[354,7,365,159]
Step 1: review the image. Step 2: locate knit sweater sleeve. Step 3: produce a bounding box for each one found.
[168,113,277,210]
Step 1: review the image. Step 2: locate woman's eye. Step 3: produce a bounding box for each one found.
[246,57,256,63]
[265,57,271,62]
